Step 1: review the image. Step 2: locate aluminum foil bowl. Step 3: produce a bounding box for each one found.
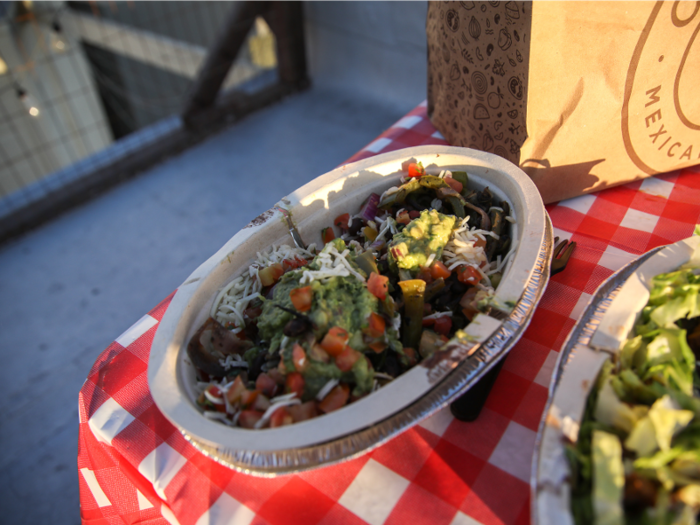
[531,236,700,524]
[149,145,550,475]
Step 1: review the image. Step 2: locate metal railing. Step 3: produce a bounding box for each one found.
[0,1,308,242]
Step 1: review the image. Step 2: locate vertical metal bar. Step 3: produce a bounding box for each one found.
[182,1,269,126]
[264,2,309,90]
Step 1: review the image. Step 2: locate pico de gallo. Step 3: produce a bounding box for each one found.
[187,159,517,429]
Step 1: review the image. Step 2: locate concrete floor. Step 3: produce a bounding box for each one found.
[0,86,416,524]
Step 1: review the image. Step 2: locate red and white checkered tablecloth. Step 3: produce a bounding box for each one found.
[78,102,700,525]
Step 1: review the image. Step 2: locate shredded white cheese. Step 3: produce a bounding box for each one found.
[212,244,315,328]
[300,245,365,284]
[219,354,249,371]
[316,378,339,401]
[422,311,453,320]
[254,397,301,429]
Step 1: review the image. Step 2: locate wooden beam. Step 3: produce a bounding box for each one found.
[182,1,270,127]
[264,2,309,90]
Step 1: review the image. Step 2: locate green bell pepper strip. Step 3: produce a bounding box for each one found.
[379,178,421,209]
[353,250,379,277]
[398,279,426,350]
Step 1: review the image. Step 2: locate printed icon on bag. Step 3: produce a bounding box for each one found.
[483,131,495,150]
[472,71,488,94]
[492,60,506,77]
[468,16,481,39]
[474,104,490,119]
[498,28,512,50]
[446,10,460,32]
[505,2,520,22]
[508,77,523,100]
[488,90,503,109]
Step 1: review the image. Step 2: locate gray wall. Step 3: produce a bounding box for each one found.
[305,1,428,113]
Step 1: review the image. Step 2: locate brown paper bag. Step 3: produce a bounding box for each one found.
[427,1,700,203]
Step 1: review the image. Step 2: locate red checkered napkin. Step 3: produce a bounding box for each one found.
[78,102,700,525]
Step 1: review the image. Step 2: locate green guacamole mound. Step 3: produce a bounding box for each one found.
[387,208,456,272]
[256,241,379,353]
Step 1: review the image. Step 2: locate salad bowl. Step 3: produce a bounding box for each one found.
[148,145,551,475]
[532,235,700,524]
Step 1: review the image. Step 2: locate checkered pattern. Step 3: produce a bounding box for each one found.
[78,101,700,525]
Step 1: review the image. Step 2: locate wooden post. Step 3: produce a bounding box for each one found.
[264,2,309,90]
[182,1,270,127]
[182,1,309,130]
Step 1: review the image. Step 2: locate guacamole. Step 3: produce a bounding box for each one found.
[388,209,456,272]
[257,269,379,352]
[254,239,401,400]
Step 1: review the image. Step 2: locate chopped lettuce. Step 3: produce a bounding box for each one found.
[592,430,625,525]
[568,266,700,524]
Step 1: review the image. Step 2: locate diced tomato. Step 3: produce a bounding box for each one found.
[456,265,482,285]
[407,162,425,178]
[408,210,421,219]
[287,401,318,422]
[282,257,308,272]
[434,316,452,337]
[444,176,463,193]
[270,407,294,428]
[259,263,284,287]
[256,373,278,397]
[368,341,387,353]
[205,385,223,400]
[322,227,335,244]
[240,388,259,408]
[251,393,270,412]
[292,343,309,373]
[424,303,433,316]
[334,213,350,230]
[203,386,227,413]
[396,210,411,225]
[422,317,434,327]
[225,375,247,404]
[430,260,451,280]
[290,286,313,312]
[460,287,479,320]
[267,368,286,385]
[318,384,350,413]
[285,372,305,398]
[363,226,378,242]
[335,346,361,372]
[367,272,389,300]
[320,326,349,356]
[416,266,434,284]
[474,236,487,249]
[403,347,418,367]
[238,410,264,429]
[363,312,386,338]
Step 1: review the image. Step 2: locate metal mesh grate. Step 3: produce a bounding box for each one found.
[0,1,277,217]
